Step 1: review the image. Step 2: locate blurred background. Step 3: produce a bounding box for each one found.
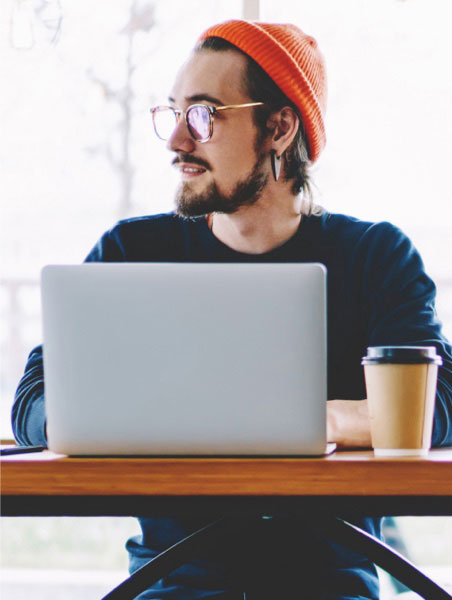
[1,0,451,598]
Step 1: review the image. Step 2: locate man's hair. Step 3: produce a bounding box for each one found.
[196,36,321,216]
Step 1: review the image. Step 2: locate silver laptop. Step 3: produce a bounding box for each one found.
[41,263,328,456]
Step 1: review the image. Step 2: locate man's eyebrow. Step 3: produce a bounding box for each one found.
[168,93,224,106]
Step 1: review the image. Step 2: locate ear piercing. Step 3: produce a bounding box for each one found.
[270,150,282,181]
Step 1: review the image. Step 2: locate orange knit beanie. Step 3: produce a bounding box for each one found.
[198,20,327,163]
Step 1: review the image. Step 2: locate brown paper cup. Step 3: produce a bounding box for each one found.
[362,347,442,457]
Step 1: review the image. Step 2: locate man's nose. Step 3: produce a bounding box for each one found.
[166,118,196,153]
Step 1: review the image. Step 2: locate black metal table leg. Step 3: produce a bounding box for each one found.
[311,516,452,600]
[101,516,245,600]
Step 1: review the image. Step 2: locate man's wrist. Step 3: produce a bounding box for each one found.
[327,399,372,449]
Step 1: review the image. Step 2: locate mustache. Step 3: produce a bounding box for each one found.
[172,154,211,171]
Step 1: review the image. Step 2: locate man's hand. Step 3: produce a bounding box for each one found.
[327,399,372,449]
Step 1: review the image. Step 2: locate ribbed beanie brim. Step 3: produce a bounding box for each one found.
[198,20,327,163]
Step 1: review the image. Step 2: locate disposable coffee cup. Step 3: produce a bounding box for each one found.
[362,346,442,457]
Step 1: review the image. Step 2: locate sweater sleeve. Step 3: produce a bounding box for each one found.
[11,229,124,447]
[358,222,452,447]
[12,345,47,446]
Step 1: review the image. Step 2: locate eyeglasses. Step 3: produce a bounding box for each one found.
[150,102,264,143]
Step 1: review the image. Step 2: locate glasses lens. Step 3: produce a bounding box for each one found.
[186,105,211,141]
[152,107,177,140]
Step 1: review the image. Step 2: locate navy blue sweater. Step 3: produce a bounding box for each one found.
[13,211,452,599]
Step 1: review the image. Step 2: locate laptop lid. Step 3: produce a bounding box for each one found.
[41,263,327,455]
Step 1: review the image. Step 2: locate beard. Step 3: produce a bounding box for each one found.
[174,149,269,218]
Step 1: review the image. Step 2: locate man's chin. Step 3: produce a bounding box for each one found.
[174,197,213,219]
[174,182,222,218]
[174,158,268,218]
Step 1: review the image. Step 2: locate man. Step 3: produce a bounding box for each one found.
[13,19,452,600]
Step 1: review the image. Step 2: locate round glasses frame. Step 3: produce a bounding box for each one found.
[150,102,264,143]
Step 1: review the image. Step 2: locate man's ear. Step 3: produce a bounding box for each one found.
[267,106,299,155]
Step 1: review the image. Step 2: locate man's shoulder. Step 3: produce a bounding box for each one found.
[321,211,399,236]
[88,213,207,262]
[316,212,420,276]
[319,212,407,248]
[108,212,205,248]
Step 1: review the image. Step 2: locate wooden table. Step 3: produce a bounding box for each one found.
[2,447,452,515]
[2,448,452,599]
